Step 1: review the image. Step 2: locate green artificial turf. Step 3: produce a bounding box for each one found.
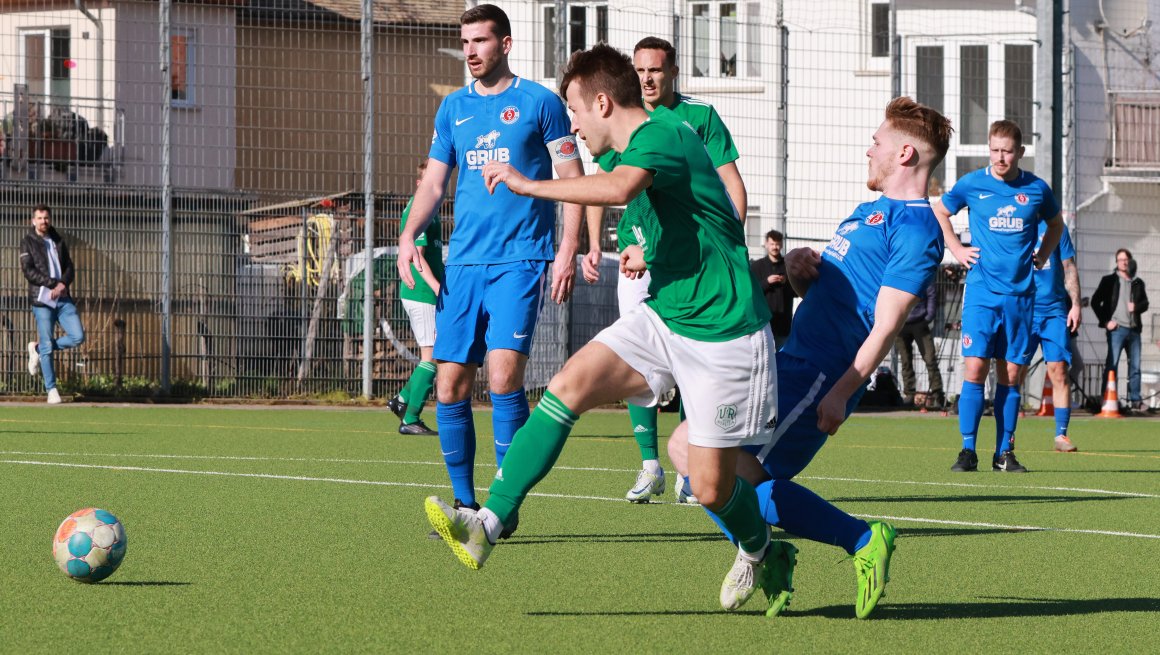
[1,405,1157,653]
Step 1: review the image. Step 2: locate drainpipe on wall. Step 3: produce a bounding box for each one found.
[75,0,105,131]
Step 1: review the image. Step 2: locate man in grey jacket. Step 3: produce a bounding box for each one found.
[20,204,85,404]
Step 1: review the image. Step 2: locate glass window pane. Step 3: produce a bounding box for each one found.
[693,4,710,77]
[720,3,737,77]
[1005,44,1034,135]
[24,33,46,97]
[570,6,587,55]
[872,3,890,58]
[171,34,189,101]
[960,45,989,144]
[544,6,556,78]
[597,6,608,45]
[747,2,760,78]
[916,46,943,113]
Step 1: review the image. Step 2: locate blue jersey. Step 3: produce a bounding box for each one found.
[941,167,1060,296]
[429,77,579,265]
[783,197,944,379]
[1033,222,1075,317]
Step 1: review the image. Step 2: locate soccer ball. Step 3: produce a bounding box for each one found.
[52,508,127,583]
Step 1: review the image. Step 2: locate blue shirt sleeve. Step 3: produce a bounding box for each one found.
[1038,181,1061,220]
[1057,226,1075,261]
[881,211,943,296]
[940,176,969,215]
[539,92,572,145]
[428,97,455,166]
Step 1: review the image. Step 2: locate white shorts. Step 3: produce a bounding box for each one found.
[617,270,651,317]
[593,304,776,449]
[402,299,436,348]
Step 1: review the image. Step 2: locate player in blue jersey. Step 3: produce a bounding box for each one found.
[667,97,953,618]
[934,120,1063,473]
[397,4,584,536]
[1031,222,1081,451]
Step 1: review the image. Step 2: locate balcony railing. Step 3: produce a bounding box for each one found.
[1109,90,1160,170]
[1,85,125,183]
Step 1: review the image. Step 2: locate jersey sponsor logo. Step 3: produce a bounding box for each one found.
[837,222,859,236]
[455,115,475,126]
[825,233,852,261]
[513,331,528,339]
[431,129,437,143]
[962,333,973,348]
[989,205,1023,232]
[715,404,739,430]
[500,106,519,124]
[632,224,648,252]
[467,130,509,169]
[865,211,885,226]
[978,193,994,199]
[1016,193,1029,205]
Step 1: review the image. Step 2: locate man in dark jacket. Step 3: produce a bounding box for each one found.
[1091,248,1149,411]
[893,280,944,408]
[750,229,796,348]
[19,204,85,404]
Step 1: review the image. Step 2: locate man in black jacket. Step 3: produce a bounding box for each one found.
[893,281,944,408]
[1091,248,1150,411]
[19,204,85,404]
[750,229,796,348]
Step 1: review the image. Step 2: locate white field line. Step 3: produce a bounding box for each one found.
[2,458,1158,540]
[1,450,1157,499]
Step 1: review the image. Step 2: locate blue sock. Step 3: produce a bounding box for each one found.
[757,479,871,555]
[1055,406,1071,437]
[997,384,1020,455]
[435,399,476,506]
[958,381,984,451]
[703,504,736,545]
[993,384,1010,454]
[490,389,529,469]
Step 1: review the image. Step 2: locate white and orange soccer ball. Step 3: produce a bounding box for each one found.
[52,508,127,583]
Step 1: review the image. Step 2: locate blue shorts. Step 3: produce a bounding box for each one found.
[742,352,867,480]
[960,286,1034,365]
[1029,313,1072,365]
[433,261,549,365]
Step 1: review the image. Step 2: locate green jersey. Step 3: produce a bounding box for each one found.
[611,106,768,342]
[398,197,444,305]
[596,93,740,253]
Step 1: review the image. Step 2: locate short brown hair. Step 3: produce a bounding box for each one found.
[884,96,953,166]
[989,120,1023,148]
[32,203,51,217]
[765,229,783,242]
[560,44,643,109]
[634,36,676,68]
[461,4,510,39]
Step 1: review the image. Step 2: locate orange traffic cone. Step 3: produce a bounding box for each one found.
[1036,377,1055,416]
[1097,370,1123,418]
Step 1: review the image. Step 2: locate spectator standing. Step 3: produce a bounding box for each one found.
[751,229,796,349]
[893,281,944,408]
[1091,248,1150,412]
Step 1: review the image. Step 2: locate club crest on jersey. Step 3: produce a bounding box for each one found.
[556,139,577,159]
[865,211,885,226]
[1016,193,1029,205]
[500,106,519,124]
[715,404,739,430]
[962,334,973,348]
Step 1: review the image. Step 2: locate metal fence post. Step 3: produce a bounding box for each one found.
[159,0,173,394]
[360,0,375,398]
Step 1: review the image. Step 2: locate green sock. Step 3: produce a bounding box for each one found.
[678,398,686,422]
[484,390,578,524]
[627,403,659,461]
[402,361,436,424]
[708,477,769,556]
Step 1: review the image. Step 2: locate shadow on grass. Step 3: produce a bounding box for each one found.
[795,596,1160,620]
[101,581,192,587]
[528,609,766,617]
[830,494,1134,504]
[1029,469,1160,474]
[502,531,727,546]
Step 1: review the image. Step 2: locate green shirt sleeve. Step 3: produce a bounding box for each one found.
[697,105,739,168]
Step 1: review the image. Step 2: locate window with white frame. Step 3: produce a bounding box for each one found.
[171,29,196,107]
[543,3,609,79]
[20,28,71,103]
[870,3,890,58]
[687,1,760,79]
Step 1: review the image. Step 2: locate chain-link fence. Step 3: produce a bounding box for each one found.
[1,1,1157,405]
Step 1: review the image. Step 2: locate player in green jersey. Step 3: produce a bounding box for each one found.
[583,37,748,504]
[425,44,785,613]
[387,162,444,436]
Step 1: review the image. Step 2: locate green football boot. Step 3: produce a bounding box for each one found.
[760,540,798,617]
[853,521,897,619]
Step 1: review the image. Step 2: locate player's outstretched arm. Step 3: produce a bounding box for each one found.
[816,287,920,435]
[398,159,452,289]
[932,200,978,268]
[785,247,821,298]
[1034,214,1064,270]
[481,161,651,206]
